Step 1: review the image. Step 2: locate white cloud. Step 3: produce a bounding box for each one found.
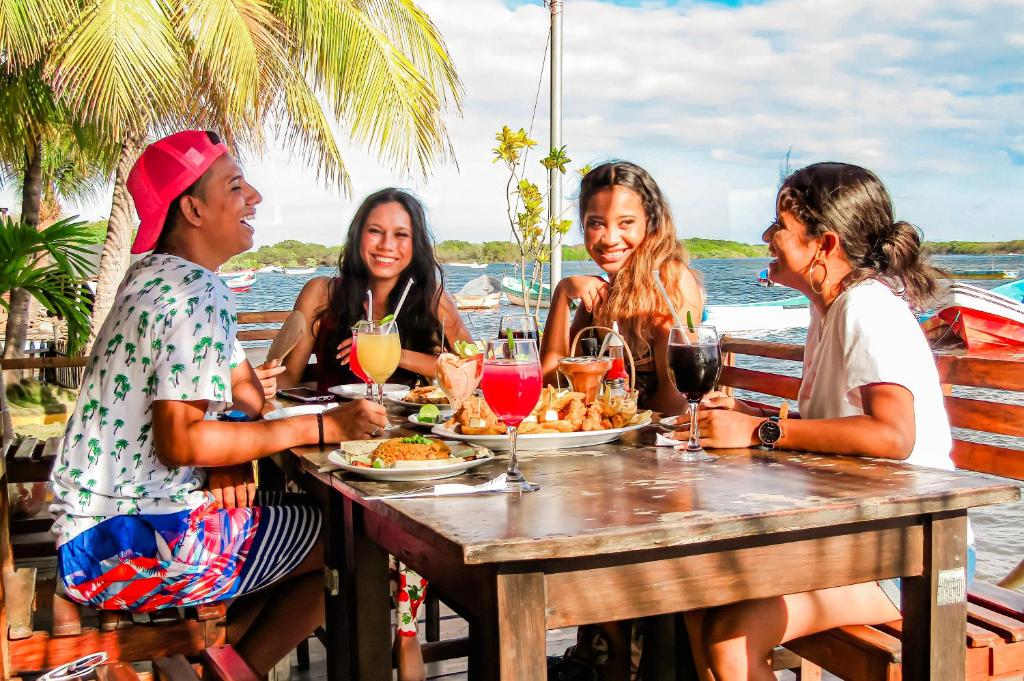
[31,0,1024,245]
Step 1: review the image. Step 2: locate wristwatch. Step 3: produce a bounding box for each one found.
[757,416,783,449]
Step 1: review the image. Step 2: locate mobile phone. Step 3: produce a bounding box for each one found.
[277,387,335,403]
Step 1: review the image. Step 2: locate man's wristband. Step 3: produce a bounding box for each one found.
[316,411,325,449]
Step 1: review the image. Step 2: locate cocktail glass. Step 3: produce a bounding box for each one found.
[350,321,374,399]
[666,325,722,462]
[481,338,542,492]
[498,314,540,342]
[355,320,401,428]
[436,352,483,412]
[557,356,612,403]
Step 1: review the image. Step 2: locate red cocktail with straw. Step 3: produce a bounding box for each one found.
[481,337,541,492]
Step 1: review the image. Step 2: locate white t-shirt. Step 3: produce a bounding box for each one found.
[799,279,953,471]
[51,254,247,545]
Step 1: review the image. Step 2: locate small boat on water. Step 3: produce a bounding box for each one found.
[218,268,255,278]
[284,267,317,275]
[950,269,1020,280]
[756,268,773,287]
[257,265,286,274]
[449,262,487,269]
[501,276,552,309]
[227,273,256,293]
[454,275,501,310]
[705,294,811,333]
[921,279,1024,349]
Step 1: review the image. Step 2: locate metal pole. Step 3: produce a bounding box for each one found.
[549,0,563,289]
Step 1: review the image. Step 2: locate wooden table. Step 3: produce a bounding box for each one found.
[288,428,1019,681]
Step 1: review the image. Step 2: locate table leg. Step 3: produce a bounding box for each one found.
[901,511,968,681]
[496,572,547,680]
[322,493,351,681]
[344,498,391,681]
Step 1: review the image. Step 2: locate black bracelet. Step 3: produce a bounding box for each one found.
[316,411,325,449]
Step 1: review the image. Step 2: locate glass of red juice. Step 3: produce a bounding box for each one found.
[481,337,542,492]
[350,322,373,399]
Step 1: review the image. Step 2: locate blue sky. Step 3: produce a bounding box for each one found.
[31,0,1024,247]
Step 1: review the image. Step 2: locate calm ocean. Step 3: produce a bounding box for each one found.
[237,253,1024,587]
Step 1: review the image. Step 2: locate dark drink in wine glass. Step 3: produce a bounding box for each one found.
[497,314,539,342]
[666,325,721,462]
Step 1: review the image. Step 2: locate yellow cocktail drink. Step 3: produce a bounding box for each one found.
[356,331,401,384]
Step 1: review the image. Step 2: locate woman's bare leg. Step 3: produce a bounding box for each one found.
[683,610,715,681]
[702,582,899,681]
[233,540,325,675]
[395,634,426,681]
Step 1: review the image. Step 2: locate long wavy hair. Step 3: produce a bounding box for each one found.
[579,161,698,360]
[316,188,444,357]
[778,162,942,308]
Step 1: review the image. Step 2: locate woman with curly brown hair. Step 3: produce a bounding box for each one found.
[540,161,703,414]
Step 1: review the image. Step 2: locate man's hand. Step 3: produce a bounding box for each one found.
[205,464,256,509]
[322,399,390,441]
[254,359,287,400]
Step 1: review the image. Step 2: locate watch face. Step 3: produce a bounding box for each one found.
[759,419,782,445]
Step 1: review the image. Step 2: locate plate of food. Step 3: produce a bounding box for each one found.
[326,435,494,481]
[328,383,406,399]
[431,388,652,451]
[406,404,454,429]
[264,403,333,421]
[385,385,450,408]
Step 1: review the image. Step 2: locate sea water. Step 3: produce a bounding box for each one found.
[236,253,1024,586]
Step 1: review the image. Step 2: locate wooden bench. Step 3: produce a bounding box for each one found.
[717,336,1024,681]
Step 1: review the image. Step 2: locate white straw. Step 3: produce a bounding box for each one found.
[387,278,415,332]
[653,270,691,344]
[366,288,373,322]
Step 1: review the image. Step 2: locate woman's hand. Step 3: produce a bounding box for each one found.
[205,464,256,509]
[336,337,352,363]
[254,360,287,400]
[557,276,609,312]
[674,408,762,449]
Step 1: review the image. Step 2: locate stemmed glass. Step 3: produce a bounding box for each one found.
[666,325,722,462]
[354,320,401,428]
[498,314,540,342]
[349,321,374,399]
[480,338,542,492]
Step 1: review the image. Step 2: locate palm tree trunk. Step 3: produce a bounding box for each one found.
[3,144,43,388]
[89,133,143,347]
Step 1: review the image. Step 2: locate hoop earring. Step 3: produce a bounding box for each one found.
[810,259,828,295]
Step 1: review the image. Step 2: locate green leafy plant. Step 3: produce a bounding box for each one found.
[492,126,578,315]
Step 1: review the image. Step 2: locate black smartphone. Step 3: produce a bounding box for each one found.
[277,387,335,403]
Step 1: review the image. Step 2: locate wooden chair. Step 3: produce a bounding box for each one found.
[716,336,1024,681]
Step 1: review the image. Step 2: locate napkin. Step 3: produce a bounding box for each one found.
[655,432,685,448]
[366,474,511,500]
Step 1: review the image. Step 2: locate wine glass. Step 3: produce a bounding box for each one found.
[354,320,401,427]
[349,321,374,399]
[666,325,722,462]
[481,338,542,492]
[497,314,540,342]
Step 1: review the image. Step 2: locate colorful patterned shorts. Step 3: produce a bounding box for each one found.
[57,492,321,612]
[391,557,427,637]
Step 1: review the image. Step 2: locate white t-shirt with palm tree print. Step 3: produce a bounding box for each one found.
[51,254,246,545]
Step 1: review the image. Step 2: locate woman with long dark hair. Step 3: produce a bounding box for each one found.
[540,161,703,414]
[279,188,471,681]
[683,162,961,681]
[280,188,472,392]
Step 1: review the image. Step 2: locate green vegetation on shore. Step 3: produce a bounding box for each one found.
[922,240,1024,255]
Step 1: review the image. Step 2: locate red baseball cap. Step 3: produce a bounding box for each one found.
[127,130,229,254]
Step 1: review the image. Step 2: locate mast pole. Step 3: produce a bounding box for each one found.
[549,0,564,289]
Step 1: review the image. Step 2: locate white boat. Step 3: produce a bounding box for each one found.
[449,262,487,269]
[256,265,285,274]
[284,267,317,275]
[921,279,1024,349]
[501,276,551,309]
[704,294,811,333]
[218,268,255,278]
[454,275,501,310]
[226,273,256,288]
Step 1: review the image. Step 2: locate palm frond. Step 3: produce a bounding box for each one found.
[274,68,351,193]
[45,0,188,138]
[0,0,76,69]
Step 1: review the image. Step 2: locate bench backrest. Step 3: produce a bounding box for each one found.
[718,336,1024,482]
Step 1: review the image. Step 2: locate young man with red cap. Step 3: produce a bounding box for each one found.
[50,131,387,674]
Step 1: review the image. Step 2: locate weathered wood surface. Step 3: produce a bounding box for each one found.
[294,432,1018,566]
[236,311,291,325]
[721,336,804,362]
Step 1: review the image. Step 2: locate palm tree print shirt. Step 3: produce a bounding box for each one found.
[50,254,245,545]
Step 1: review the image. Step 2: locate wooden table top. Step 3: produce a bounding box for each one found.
[291,426,1020,565]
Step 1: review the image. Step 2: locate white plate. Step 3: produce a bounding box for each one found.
[326,440,495,481]
[430,416,652,451]
[328,383,407,399]
[264,403,332,420]
[406,410,454,429]
[385,388,450,409]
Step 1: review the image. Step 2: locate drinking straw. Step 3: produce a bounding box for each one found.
[653,270,691,344]
[386,278,415,332]
[366,289,373,322]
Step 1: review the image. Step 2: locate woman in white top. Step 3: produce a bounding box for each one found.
[684,162,955,681]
